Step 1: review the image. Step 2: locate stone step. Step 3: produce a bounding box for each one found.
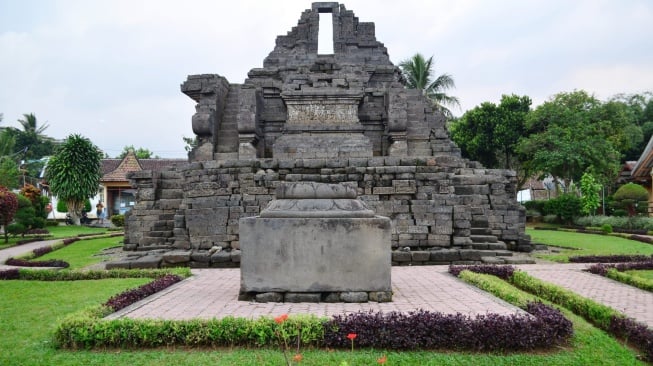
[470,235,498,243]
[503,257,536,265]
[411,149,433,156]
[471,220,489,228]
[471,227,492,235]
[217,85,241,153]
[481,256,505,264]
[469,242,507,251]
[494,250,514,257]
[214,152,239,160]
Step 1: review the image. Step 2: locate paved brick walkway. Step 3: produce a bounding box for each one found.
[0,240,60,270]
[2,241,651,327]
[107,266,526,320]
[516,264,653,328]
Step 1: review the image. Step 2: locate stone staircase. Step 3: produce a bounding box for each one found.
[471,211,535,264]
[215,84,240,160]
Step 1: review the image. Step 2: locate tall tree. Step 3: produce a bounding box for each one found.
[45,134,103,225]
[450,94,532,189]
[517,90,620,190]
[0,186,18,243]
[117,145,158,159]
[13,113,56,160]
[399,53,460,118]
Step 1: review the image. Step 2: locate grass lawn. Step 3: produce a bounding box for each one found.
[0,227,646,364]
[0,277,644,365]
[36,236,123,269]
[626,269,653,280]
[527,228,653,262]
[0,225,110,249]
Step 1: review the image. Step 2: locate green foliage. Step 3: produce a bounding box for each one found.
[46,134,102,224]
[54,312,327,349]
[528,228,653,262]
[509,271,619,329]
[523,200,546,215]
[111,214,125,227]
[600,224,613,234]
[13,194,36,235]
[183,135,198,152]
[543,194,581,224]
[579,172,601,215]
[56,198,90,213]
[450,94,532,188]
[613,183,648,217]
[606,269,653,292]
[0,186,18,243]
[13,267,191,281]
[517,90,621,189]
[0,157,19,188]
[458,271,535,309]
[398,53,460,119]
[6,223,25,236]
[117,145,158,159]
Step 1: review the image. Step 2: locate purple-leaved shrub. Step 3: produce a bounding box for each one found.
[323,304,572,351]
[104,274,183,312]
[448,264,515,280]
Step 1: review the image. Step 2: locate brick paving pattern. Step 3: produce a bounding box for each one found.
[2,242,651,327]
[517,263,653,328]
[107,266,525,320]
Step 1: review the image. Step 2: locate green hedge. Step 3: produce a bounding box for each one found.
[54,310,326,349]
[3,268,191,281]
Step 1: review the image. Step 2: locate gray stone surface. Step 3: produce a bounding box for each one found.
[341,292,369,303]
[240,216,391,293]
[122,2,530,270]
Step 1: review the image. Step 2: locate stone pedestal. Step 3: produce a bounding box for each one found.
[239,182,392,302]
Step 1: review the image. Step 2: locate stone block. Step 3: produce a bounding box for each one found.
[284,293,322,303]
[411,251,430,261]
[130,255,162,269]
[429,249,460,262]
[163,250,191,264]
[256,292,284,303]
[211,251,231,263]
[240,216,391,293]
[340,292,368,303]
[391,251,411,262]
[368,291,392,302]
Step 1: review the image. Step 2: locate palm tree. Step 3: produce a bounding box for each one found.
[398,53,461,119]
[14,113,55,160]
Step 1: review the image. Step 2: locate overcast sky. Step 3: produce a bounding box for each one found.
[1,0,652,158]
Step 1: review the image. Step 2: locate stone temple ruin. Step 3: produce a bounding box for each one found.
[115,2,531,272]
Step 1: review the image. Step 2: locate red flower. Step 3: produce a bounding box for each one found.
[377,355,387,364]
[292,353,303,362]
[274,314,289,324]
[346,333,357,340]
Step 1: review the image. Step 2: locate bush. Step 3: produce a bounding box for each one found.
[600,224,612,234]
[523,200,547,215]
[613,183,648,217]
[5,258,69,268]
[543,194,581,224]
[104,274,184,311]
[571,255,652,263]
[323,305,572,351]
[6,223,25,236]
[0,268,191,281]
[449,265,515,280]
[45,220,59,227]
[111,214,125,227]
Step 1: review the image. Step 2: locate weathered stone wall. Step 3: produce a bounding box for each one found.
[125,155,528,267]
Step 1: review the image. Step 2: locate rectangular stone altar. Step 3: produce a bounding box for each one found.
[239,182,392,302]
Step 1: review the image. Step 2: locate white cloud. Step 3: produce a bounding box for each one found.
[1,0,652,156]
